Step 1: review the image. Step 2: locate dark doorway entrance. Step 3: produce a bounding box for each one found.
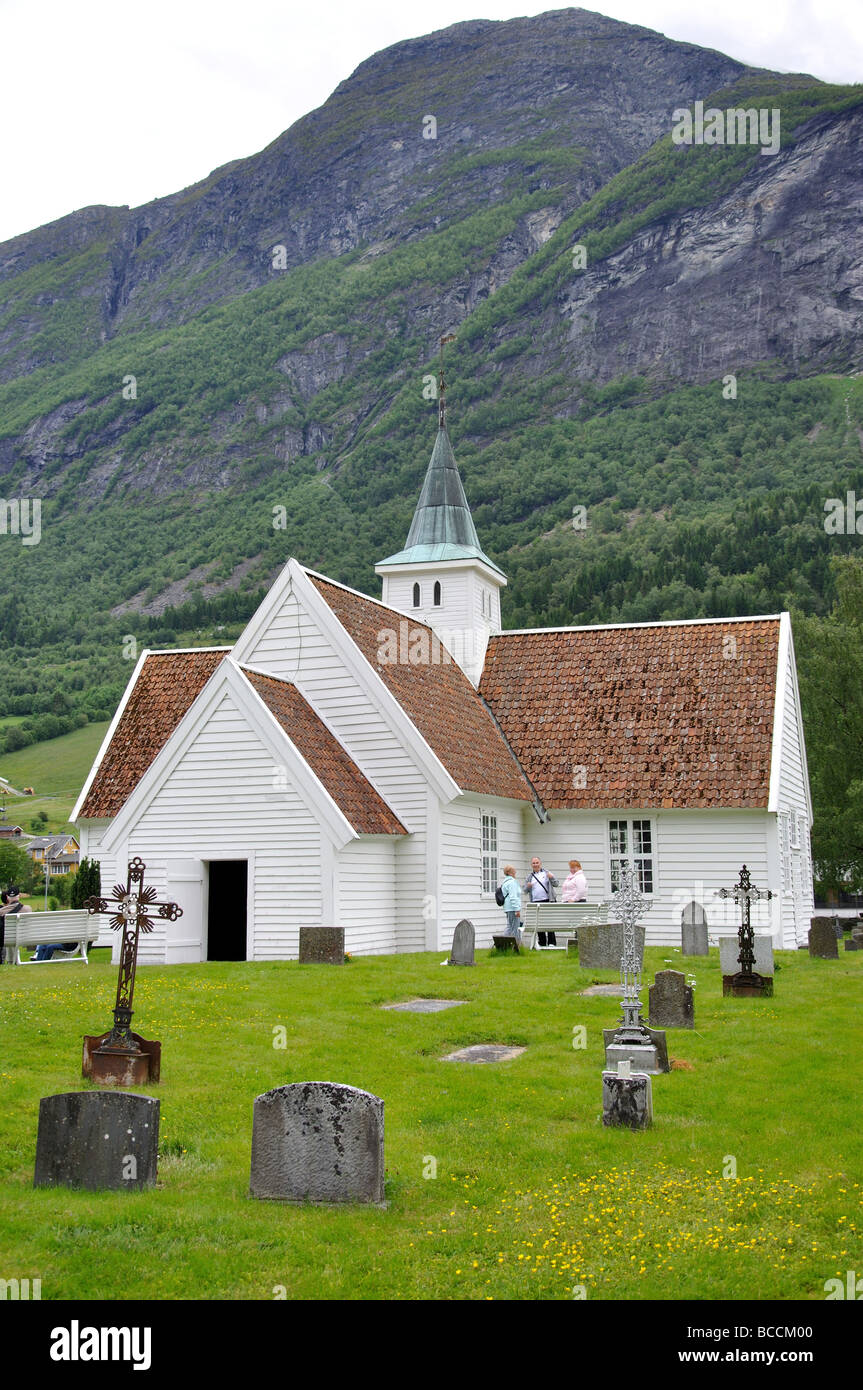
[207,860,248,961]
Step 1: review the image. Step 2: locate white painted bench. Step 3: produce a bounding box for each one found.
[6,910,114,965]
[521,902,609,951]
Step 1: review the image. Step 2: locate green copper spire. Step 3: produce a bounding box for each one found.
[378,339,504,574]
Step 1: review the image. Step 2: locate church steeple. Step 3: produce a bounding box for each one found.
[375,345,507,686]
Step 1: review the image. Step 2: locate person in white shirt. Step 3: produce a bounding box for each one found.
[523,856,559,946]
[561,860,588,902]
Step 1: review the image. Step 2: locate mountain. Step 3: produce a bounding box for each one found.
[0,6,862,749]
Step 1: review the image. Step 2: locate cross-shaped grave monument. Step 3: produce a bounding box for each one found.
[602,867,667,1074]
[716,863,774,997]
[82,857,183,1085]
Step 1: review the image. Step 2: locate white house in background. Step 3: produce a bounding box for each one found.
[72,407,814,962]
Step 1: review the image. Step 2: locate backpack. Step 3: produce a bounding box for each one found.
[495,884,506,906]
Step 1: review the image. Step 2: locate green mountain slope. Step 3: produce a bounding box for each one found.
[0,9,862,748]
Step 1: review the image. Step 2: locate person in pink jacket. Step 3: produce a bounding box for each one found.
[561,860,588,902]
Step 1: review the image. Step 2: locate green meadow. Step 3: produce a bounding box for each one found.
[0,945,859,1301]
[0,721,108,831]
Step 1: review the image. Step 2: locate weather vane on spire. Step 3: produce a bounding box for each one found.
[438,333,456,430]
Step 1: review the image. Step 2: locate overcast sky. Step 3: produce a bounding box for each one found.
[2,0,861,244]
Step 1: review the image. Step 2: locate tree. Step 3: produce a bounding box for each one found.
[50,872,73,906]
[71,857,102,908]
[794,556,863,893]
[0,841,31,890]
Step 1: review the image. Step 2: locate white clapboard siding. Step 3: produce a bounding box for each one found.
[127,691,323,961]
[773,631,815,946]
[515,811,608,915]
[244,586,430,950]
[521,808,774,947]
[337,837,397,956]
[438,796,527,948]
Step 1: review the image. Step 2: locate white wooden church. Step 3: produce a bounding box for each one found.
[73,400,814,961]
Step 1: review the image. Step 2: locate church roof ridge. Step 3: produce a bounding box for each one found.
[497,614,784,637]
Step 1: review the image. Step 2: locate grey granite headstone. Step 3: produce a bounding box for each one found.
[578,922,645,970]
[298,926,344,964]
[602,1071,653,1129]
[449,918,475,966]
[648,969,694,1028]
[808,917,839,959]
[681,901,709,956]
[581,984,622,997]
[250,1082,384,1205]
[34,1091,158,1191]
[719,934,775,977]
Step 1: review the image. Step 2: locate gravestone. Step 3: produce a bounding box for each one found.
[298,927,344,965]
[578,922,645,970]
[845,924,863,952]
[648,970,694,1029]
[382,998,465,1013]
[681,901,709,956]
[34,1091,158,1191]
[250,1082,384,1204]
[808,917,839,959]
[449,919,475,966]
[441,1044,525,1063]
[719,934,774,977]
[602,1071,652,1129]
[492,935,519,953]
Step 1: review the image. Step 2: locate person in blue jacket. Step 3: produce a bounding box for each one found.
[500,866,522,942]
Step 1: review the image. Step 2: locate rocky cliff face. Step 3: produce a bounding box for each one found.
[554,107,863,385]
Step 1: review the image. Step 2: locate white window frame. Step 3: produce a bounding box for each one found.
[608,816,655,895]
[481,812,498,896]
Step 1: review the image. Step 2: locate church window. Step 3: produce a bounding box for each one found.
[609,818,654,894]
[481,813,498,895]
[433,581,442,606]
[412,582,421,608]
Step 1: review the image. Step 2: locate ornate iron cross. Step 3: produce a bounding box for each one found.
[84,857,182,1052]
[603,866,653,1039]
[716,864,773,976]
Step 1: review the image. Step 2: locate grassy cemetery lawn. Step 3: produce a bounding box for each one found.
[1,945,859,1301]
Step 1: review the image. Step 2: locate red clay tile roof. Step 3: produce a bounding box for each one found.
[242,669,406,835]
[79,650,229,818]
[309,575,534,802]
[480,619,780,810]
